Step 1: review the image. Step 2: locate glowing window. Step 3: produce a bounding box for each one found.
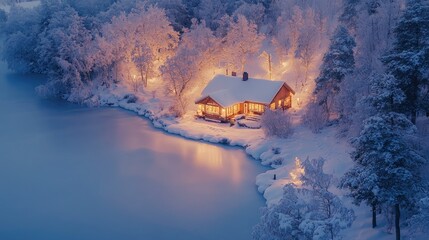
[206,105,219,114]
[233,104,239,114]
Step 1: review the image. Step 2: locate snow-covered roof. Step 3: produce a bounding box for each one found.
[196,75,294,107]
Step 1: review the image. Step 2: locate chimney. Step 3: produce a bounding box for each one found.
[232,71,237,77]
[243,72,249,81]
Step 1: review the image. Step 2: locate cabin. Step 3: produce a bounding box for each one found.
[195,73,295,122]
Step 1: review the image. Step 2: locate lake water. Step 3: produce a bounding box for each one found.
[0,62,267,240]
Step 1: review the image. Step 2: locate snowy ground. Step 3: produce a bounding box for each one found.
[90,82,427,240]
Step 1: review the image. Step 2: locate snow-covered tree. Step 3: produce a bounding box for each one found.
[222,15,265,73]
[252,184,311,240]
[130,42,153,89]
[66,0,115,16]
[339,0,360,32]
[366,73,405,113]
[273,6,303,62]
[129,5,178,86]
[147,0,191,31]
[382,0,429,124]
[196,0,227,30]
[134,6,177,60]
[182,0,201,19]
[232,2,265,28]
[161,51,197,116]
[314,25,356,120]
[97,4,178,88]
[1,5,41,73]
[161,20,219,116]
[179,19,220,70]
[35,4,95,101]
[340,112,427,238]
[253,158,355,240]
[300,158,355,240]
[261,109,293,138]
[295,8,323,91]
[336,0,404,138]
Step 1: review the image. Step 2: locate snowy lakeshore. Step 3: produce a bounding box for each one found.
[2,0,428,239]
[92,83,405,240]
[95,82,429,240]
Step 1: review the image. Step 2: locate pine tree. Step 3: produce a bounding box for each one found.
[314,25,356,119]
[340,74,427,239]
[366,74,405,113]
[345,113,425,239]
[382,0,429,124]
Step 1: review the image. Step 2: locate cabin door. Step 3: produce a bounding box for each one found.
[244,103,248,114]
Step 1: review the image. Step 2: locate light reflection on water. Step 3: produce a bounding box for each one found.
[114,116,244,185]
[0,63,267,240]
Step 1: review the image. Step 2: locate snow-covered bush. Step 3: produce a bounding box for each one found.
[253,158,355,240]
[303,101,329,133]
[261,109,293,138]
[252,184,309,240]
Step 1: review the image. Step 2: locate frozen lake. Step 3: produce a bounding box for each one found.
[0,62,267,240]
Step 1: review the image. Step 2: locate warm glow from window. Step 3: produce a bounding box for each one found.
[206,105,219,114]
[249,103,263,112]
[233,104,239,114]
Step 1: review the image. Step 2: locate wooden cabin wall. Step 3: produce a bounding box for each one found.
[272,86,293,109]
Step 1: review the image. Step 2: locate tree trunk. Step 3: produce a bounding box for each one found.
[372,204,377,228]
[395,204,400,240]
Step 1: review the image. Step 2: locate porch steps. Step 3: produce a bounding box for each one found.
[245,115,261,122]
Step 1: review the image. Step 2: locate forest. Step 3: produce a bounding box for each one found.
[1,0,429,239]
